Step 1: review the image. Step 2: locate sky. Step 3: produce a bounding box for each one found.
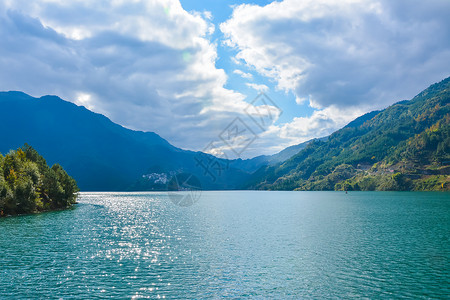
[0,0,449,159]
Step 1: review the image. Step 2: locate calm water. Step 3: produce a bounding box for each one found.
[1,191,449,299]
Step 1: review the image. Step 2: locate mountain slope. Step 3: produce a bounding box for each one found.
[229,137,325,173]
[246,77,450,191]
[0,92,256,191]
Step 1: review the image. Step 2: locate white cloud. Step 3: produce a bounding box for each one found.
[246,83,268,92]
[276,106,364,142]
[0,0,258,151]
[75,92,94,111]
[232,105,365,157]
[1,0,449,159]
[217,0,450,157]
[233,69,253,79]
[221,0,450,111]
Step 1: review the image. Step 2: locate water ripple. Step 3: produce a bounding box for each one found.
[0,191,449,298]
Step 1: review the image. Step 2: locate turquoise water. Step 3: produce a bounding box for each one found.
[0,191,449,299]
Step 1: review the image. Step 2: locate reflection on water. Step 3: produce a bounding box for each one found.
[0,191,449,298]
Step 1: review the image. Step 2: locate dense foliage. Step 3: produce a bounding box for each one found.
[246,77,450,191]
[0,145,78,216]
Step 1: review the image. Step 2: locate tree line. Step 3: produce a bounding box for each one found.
[0,145,79,216]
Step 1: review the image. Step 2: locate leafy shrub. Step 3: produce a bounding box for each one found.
[0,145,78,216]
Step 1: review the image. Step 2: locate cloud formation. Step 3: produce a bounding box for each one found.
[0,0,266,154]
[1,0,449,158]
[221,0,450,110]
[246,83,269,92]
[233,69,253,79]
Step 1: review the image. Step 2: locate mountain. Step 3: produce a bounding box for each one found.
[0,92,267,191]
[268,137,330,163]
[245,77,450,191]
[228,138,323,172]
[4,77,446,192]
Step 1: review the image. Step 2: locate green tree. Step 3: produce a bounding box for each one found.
[0,145,79,216]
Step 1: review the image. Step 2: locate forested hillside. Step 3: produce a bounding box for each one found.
[246,77,450,191]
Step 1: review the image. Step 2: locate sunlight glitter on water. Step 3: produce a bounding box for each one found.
[0,191,449,298]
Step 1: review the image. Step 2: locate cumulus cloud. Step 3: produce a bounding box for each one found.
[1,0,449,159]
[240,104,365,155]
[221,0,450,110]
[0,0,269,152]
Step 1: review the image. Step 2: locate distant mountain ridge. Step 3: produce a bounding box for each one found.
[0,91,315,191]
[245,77,450,191]
[2,77,448,192]
[0,92,254,190]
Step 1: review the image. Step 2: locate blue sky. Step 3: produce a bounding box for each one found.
[180,0,310,125]
[0,0,449,158]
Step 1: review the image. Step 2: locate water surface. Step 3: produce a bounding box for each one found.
[1,191,449,298]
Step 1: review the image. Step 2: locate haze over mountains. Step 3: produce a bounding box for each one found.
[0,91,304,191]
[0,77,449,191]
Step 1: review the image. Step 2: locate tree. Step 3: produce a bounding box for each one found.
[0,145,79,216]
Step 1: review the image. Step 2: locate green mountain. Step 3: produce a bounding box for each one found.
[246,77,450,191]
[2,77,448,192]
[0,92,262,191]
[0,91,312,191]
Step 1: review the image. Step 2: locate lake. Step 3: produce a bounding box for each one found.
[1,191,449,299]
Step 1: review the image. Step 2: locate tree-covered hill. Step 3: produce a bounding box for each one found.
[0,92,263,191]
[0,91,321,191]
[0,145,79,216]
[246,77,450,191]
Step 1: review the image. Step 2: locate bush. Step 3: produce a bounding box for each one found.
[0,145,78,216]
